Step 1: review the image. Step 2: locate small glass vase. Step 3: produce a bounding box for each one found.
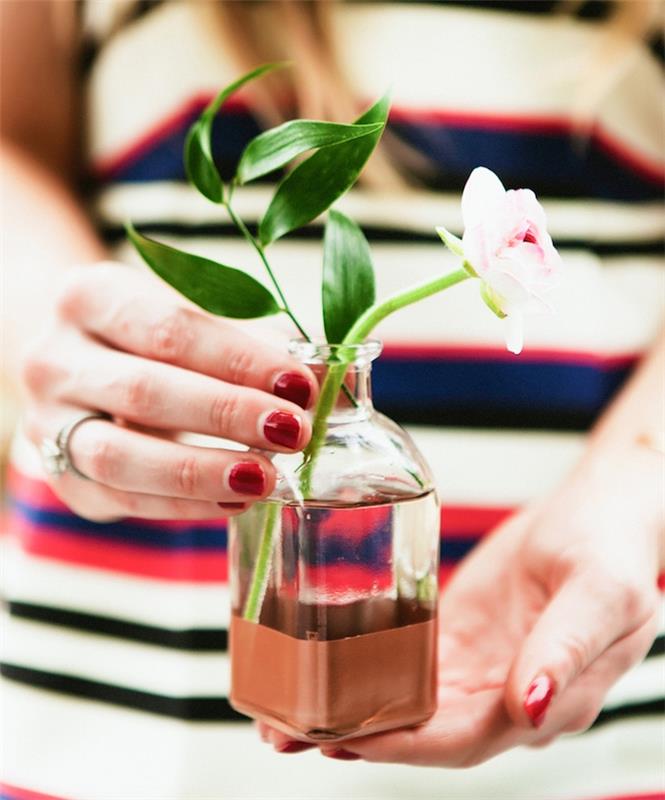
[229,341,439,742]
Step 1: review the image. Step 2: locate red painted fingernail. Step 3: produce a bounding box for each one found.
[217,502,246,509]
[524,675,554,728]
[228,463,265,496]
[322,749,361,761]
[276,741,316,754]
[263,411,301,449]
[274,372,312,410]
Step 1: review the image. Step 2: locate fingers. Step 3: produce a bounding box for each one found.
[67,417,276,501]
[527,609,659,742]
[52,341,312,452]
[504,568,658,729]
[57,262,318,409]
[46,471,240,523]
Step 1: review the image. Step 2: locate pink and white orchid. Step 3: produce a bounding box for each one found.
[459,167,562,354]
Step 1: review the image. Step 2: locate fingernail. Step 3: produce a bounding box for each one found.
[228,463,265,496]
[217,502,247,509]
[322,749,361,761]
[276,741,316,754]
[524,675,554,728]
[263,411,301,449]
[273,372,311,410]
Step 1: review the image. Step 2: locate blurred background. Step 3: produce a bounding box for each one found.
[1,1,663,799]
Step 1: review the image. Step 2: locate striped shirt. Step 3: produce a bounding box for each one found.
[2,2,664,799]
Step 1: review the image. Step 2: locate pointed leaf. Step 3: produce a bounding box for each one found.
[126,223,280,319]
[480,281,507,319]
[236,120,383,185]
[259,93,390,245]
[184,62,287,203]
[322,210,375,343]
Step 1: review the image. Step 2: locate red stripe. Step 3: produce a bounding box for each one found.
[0,784,69,800]
[583,794,665,800]
[15,524,228,582]
[380,343,640,369]
[92,93,664,184]
[443,505,512,537]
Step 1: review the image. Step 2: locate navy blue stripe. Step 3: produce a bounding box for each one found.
[96,109,663,202]
[9,499,227,550]
[9,497,482,563]
[372,358,632,427]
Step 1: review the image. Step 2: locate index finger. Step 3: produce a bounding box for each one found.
[58,262,318,409]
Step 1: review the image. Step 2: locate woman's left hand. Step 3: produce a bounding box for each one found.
[265,440,663,765]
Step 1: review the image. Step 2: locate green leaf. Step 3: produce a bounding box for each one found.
[184,62,286,203]
[259,93,390,245]
[236,120,383,185]
[322,210,376,344]
[126,223,280,319]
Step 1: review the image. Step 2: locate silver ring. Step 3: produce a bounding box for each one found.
[40,412,112,480]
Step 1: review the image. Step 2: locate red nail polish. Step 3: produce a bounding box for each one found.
[263,411,301,449]
[524,675,554,728]
[228,463,265,496]
[274,373,311,410]
[276,741,316,754]
[217,502,246,509]
[322,749,361,761]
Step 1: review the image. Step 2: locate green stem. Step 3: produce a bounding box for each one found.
[224,201,311,341]
[242,502,280,622]
[299,267,471,497]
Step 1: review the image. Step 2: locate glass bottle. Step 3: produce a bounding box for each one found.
[229,340,439,742]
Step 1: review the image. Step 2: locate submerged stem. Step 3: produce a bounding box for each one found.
[242,502,280,622]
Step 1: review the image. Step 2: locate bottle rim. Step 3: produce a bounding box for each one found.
[288,339,382,365]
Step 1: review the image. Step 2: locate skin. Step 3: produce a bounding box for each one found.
[3,2,664,766]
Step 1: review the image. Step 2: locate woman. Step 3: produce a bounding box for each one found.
[1,1,663,798]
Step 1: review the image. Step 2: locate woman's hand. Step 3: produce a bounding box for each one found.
[266,440,663,765]
[20,262,318,521]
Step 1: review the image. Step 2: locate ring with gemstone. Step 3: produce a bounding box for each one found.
[40,412,112,481]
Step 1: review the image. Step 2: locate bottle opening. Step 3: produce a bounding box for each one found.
[289,339,382,366]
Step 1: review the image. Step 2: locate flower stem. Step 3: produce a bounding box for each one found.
[223,201,311,341]
[299,267,471,496]
[242,501,280,622]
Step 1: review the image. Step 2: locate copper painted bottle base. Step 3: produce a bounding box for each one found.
[230,603,437,742]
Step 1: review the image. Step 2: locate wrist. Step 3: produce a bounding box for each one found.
[574,436,665,572]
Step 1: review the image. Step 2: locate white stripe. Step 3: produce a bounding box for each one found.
[10,423,586,509]
[1,537,232,629]
[604,655,665,710]
[88,3,664,169]
[1,613,231,697]
[2,679,662,800]
[115,232,665,355]
[96,182,665,242]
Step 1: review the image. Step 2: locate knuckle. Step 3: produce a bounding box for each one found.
[149,307,195,362]
[209,392,240,434]
[615,578,655,624]
[121,371,155,417]
[224,347,256,386]
[173,456,200,496]
[558,631,592,678]
[54,266,90,320]
[21,348,54,396]
[88,438,121,484]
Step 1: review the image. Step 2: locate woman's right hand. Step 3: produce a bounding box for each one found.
[20,262,317,521]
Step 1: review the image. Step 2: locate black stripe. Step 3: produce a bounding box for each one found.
[7,602,228,652]
[100,221,665,258]
[3,661,662,726]
[591,698,664,729]
[0,663,249,722]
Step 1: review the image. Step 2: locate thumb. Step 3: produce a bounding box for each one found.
[504,569,646,729]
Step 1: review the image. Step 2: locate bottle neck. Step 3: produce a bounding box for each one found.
[313,361,374,420]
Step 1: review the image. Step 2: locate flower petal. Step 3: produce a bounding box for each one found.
[461,167,506,230]
[504,313,524,355]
